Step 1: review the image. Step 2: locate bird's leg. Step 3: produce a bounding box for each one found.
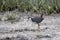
[37,23,40,31]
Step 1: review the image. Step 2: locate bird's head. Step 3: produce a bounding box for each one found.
[27,17,31,21]
[28,17,31,19]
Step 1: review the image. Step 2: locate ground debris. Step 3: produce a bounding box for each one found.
[36,35,52,38]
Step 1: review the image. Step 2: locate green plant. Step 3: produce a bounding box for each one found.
[0,15,3,21]
[6,13,15,20]
[0,0,60,14]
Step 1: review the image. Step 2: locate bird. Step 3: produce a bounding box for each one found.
[28,13,44,31]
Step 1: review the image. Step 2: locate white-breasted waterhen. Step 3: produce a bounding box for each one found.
[28,13,44,31]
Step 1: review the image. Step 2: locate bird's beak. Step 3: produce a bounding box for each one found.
[27,19,29,21]
[27,17,29,21]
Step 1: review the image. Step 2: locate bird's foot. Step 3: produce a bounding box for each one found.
[37,29,40,32]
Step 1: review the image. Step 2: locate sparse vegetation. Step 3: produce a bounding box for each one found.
[0,15,2,21]
[6,12,16,20]
[0,0,60,14]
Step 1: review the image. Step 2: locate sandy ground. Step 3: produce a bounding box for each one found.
[0,11,60,40]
